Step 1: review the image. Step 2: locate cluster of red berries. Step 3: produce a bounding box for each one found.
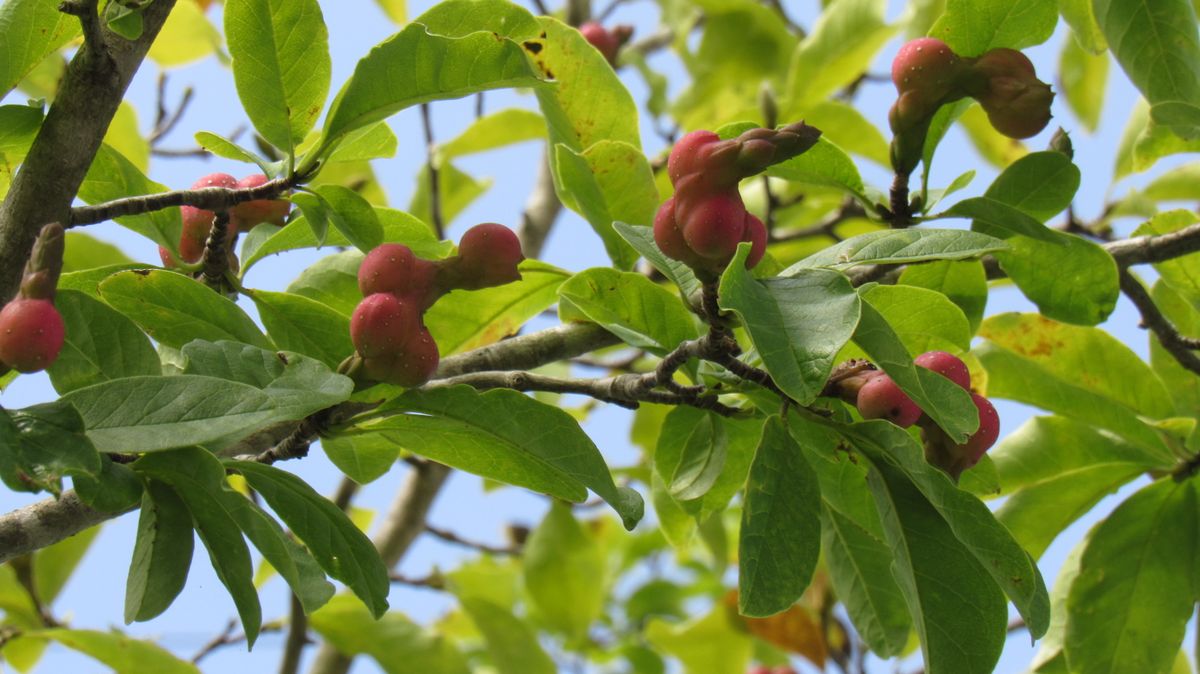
[160,172,291,265]
[579,21,633,67]
[0,224,66,375]
[889,38,1054,174]
[841,351,1000,477]
[653,122,821,278]
[351,223,524,387]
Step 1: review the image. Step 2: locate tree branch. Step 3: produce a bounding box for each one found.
[1106,221,1200,267]
[0,0,179,301]
[1119,269,1200,376]
[425,523,520,556]
[517,150,563,260]
[68,177,294,228]
[0,492,121,566]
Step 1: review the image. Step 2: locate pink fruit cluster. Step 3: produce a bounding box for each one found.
[579,21,633,66]
[889,38,1053,174]
[0,224,66,374]
[850,351,999,474]
[653,122,821,278]
[162,172,290,265]
[352,223,524,387]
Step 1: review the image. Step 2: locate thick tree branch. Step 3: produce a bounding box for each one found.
[1107,221,1200,267]
[1119,269,1200,376]
[0,0,179,301]
[0,492,118,566]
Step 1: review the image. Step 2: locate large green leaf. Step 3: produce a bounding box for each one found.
[125,481,195,623]
[309,595,470,674]
[1060,35,1109,132]
[738,417,821,617]
[1,401,101,494]
[785,228,1006,273]
[229,462,389,618]
[436,108,545,161]
[841,420,1050,636]
[854,284,972,355]
[1059,0,1107,53]
[784,0,896,108]
[320,432,400,485]
[1095,0,1200,140]
[929,0,1058,54]
[1065,478,1198,674]
[413,0,541,39]
[898,260,988,334]
[250,290,353,368]
[613,221,702,299]
[558,268,698,356]
[551,141,651,269]
[991,416,1154,559]
[458,597,556,674]
[313,23,545,162]
[974,342,1173,461]
[339,386,643,528]
[522,502,606,640]
[719,250,861,405]
[655,407,727,503]
[99,270,271,350]
[0,0,79,95]
[25,629,198,674]
[226,0,330,154]
[852,298,978,442]
[134,450,262,646]
[645,605,753,674]
[766,137,867,201]
[78,145,181,251]
[1149,281,1200,416]
[1133,210,1200,304]
[46,289,160,395]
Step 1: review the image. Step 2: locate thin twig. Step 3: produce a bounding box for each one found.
[1119,269,1200,376]
[771,200,865,243]
[148,85,194,146]
[58,0,105,58]
[69,176,295,227]
[420,103,444,239]
[389,572,447,590]
[425,523,521,556]
[191,620,239,664]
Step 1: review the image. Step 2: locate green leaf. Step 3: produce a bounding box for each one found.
[62,375,277,453]
[98,270,271,350]
[991,416,1154,559]
[860,434,1008,674]
[135,450,262,646]
[241,206,448,274]
[1143,163,1200,202]
[899,260,988,334]
[738,417,821,617]
[957,103,1029,168]
[311,184,384,252]
[1065,478,1198,674]
[558,268,698,355]
[309,595,470,674]
[1059,0,1107,53]
[408,159,492,230]
[944,197,1061,242]
[980,312,1174,418]
[1149,281,1200,416]
[250,290,353,368]
[654,407,727,502]
[645,605,753,674]
[852,298,978,442]
[795,99,890,166]
[147,0,221,68]
[61,231,133,273]
[104,102,149,173]
[179,340,353,419]
[523,502,606,640]
[373,0,406,23]
[458,596,556,674]
[414,0,541,39]
[313,23,545,161]
[0,103,43,153]
[719,251,861,405]
[320,432,399,485]
[2,401,101,494]
[1060,35,1109,132]
[424,259,570,355]
[0,0,79,95]
[1133,210,1200,304]
[194,131,272,172]
[29,629,199,674]
[229,461,389,618]
[226,0,331,154]
[613,221,702,299]
[856,284,972,355]
[46,289,160,394]
[1115,99,1200,178]
[783,0,897,108]
[74,454,143,513]
[820,504,911,657]
[125,480,195,623]
[766,137,867,200]
[786,228,1006,273]
[552,141,653,269]
[1095,0,1200,139]
[78,145,180,251]
[436,108,545,161]
[343,386,644,528]
[841,420,1051,637]
[929,0,1058,54]
[973,341,1172,461]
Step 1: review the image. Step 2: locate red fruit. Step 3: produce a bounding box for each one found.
[915,350,971,390]
[741,212,767,269]
[580,22,620,65]
[0,299,65,373]
[961,393,1000,464]
[653,197,698,264]
[361,325,440,387]
[678,191,748,261]
[358,243,438,305]
[668,130,722,186]
[891,38,964,96]
[968,48,1054,139]
[230,174,290,228]
[857,374,921,427]
[179,173,238,262]
[458,223,524,287]
[350,293,422,359]
[158,246,175,268]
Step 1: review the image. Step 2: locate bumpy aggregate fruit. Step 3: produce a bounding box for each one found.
[677,192,751,260]
[358,243,438,305]
[0,299,65,373]
[350,293,422,359]
[856,373,922,427]
[914,350,971,390]
[230,174,290,228]
[963,393,1000,461]
[361,325,440,388]
[457,223,524,288]
[891,37,965,98]
[180,172,238,263]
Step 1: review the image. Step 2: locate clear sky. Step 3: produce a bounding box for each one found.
[0,1,1186,672]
